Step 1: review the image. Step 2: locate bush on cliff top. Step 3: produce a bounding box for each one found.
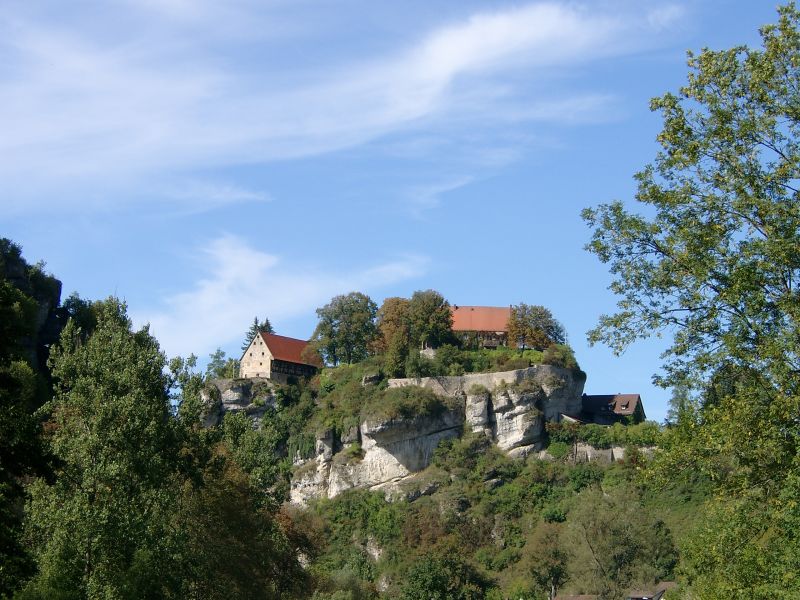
[362,386,459,422]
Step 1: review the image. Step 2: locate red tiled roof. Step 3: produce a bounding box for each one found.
[583,394,642,416]
[451,306,511,333]
[260,333,312,365]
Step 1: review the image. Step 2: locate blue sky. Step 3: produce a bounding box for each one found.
[1,1,780,422]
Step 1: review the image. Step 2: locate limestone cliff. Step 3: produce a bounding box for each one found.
[290,365,586,505]
[200,377,276,428]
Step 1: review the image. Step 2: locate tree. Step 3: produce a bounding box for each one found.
[376,297,412,376]
[582,5,800,597]
[312,292,378,365]
[399,548,493,600]
[523,522,570,600]
[22,298,181,598]
[241,316,274,353]
[206,347,238,379]
[408,290,453,350]
[0,239,58,596]
[507,304,566,351]
[568,487,677,600]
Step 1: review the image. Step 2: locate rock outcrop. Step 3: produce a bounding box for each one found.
[200,378,277,428]
[291,406,464,505]
[289,365,586,505]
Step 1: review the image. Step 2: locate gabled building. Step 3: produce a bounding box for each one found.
[239,332,318,383]
[581,393,646,424]
[451,305,511,348]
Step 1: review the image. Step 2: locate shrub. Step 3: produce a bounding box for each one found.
[567,463,604,492]
[288,432,316,460]
[468,383,489,396]
[541,504,567,523]
[362,386,456,421]
[540,344,579,370]
[547,441,570,459]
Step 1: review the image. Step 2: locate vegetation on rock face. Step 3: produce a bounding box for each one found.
[583,4,800,596]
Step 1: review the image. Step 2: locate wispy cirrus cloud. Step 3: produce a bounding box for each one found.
[0,2,685,213]
[133,234,427,358]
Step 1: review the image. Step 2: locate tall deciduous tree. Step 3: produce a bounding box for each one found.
[524,522,570,600]
[376,297,412,377]
[507,303,566,351]
[582,5,800,596]
[22,298,180,598]
[312,292,378,365]
[568,487,677,599]
[408,290,453,350]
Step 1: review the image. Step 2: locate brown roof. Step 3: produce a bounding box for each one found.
[260,332,312,365]
[451,306,511,333]
[583,394,642,416]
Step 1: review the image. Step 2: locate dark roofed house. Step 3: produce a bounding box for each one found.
[240,332,318,383]
[582,393,646,425]
[451,305,511,348]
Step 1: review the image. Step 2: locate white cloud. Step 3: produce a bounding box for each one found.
[406,177,475,216]
[157,180,271,214]
[647,4,686,31]
[133,234,427,358]
[0,2,681,212]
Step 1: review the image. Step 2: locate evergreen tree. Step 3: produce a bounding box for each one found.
[241,316,274,353]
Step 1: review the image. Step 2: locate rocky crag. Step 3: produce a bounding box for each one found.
[290,365,586,505]
[199,378,277,428]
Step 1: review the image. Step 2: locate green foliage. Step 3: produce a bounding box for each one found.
[540,344,579,370]
[403,345,563,378]
[24,298,180,598]
[222,412,288,506]
[241,315,273,353]
[313,292,379,366]
[547,421,663,449]
[567,486,678,599]
[583,6,800,595]
[315,489,405,547]
[522,521,570,600]
[507,303,567,351]
[288,432,317,461]
[408,289,454,350]
[399,548,494,600]
[547,441,570,459]
[362,386,458,422]
[206,347,238,379]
